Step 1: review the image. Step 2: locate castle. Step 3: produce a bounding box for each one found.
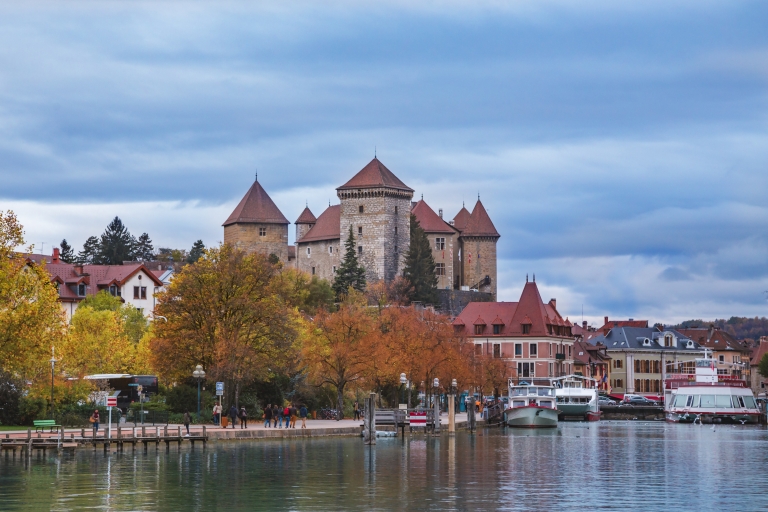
[223,158,500,297]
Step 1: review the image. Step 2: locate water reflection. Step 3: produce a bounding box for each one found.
[1,423,768,510]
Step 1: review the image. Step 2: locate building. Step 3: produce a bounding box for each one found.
[749,336,768,395]
[676,326,751,380]
[572,339,611,391]
[224,157,500,297]
[35,248,164,320]
[587,326,704,398]
[452,277,576,382]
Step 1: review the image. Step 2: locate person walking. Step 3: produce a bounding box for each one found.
[183,411,191,436]
[90,409,100,436]
[299,404,308,429]
[240,407,247,429]
[276,405,284,428]
[264,404,272,428]
[289,404,297,428]
[272,404,279,428]
[213,403,221,426]
[229,405,238,429]
[353,401,360,421]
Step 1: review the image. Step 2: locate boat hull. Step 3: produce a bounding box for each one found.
[556,403,601,421]
[666,411,760,424]
[505,406,559,428]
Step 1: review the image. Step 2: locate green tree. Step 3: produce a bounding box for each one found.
[59,239,75,263]
[187,240,205,264]
[332,225,366,299]
[98,217,137,264]
[77,236,100,264]
[134,233,154,261]
[758,353,768,378]
[402,214,438,304]
[78,291,148,344]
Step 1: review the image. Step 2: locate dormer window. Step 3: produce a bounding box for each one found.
[474,325,484,335]
[664,334,673,347]
[109,285,118,297]
[522,324,531,334]
[78,284,86,296]
[643,338,651,347]
[493,325,501,335]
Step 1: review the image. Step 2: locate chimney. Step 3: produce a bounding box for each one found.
[52,248,60,264]
[583,321,587,330]
[549,298,556,309]
[604,316,609,325]
[75,265,83,275]
[438,208,443,219]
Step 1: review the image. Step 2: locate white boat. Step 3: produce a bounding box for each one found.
[505,381,559,428]
[551,375,601,422]
[665,352,760,424]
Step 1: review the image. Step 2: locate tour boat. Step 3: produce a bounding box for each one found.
[551,375,601,421]
[665,353,760,424]
[505,381,559,428]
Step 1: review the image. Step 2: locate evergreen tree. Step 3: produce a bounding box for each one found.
[134,233,154,261]
[98,216,137,264]
[332,225,366,299]
[59,239,75,263]
[77,236,100,264]
[403,214,438,304]
[187,240,205,264]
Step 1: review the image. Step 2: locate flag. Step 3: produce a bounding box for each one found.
[458,249,461,262]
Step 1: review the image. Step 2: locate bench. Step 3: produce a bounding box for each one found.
[33,420,62,433]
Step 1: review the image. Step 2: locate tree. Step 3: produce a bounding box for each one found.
[157,247,187,264]
[134,233,154,261]
[98,216,137,264]
[274,268,335,315]
[150,244,298,407]
[758,353,768,378]
[403,214,438,304]
[302,291,373,419]
[78,291,148,344]
[77,236,100,264]
[187,240,205,264]
[0,211,65,378]
[332,225,366,299]
[59,239,75,263]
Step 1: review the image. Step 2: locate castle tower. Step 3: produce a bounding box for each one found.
[223,178,290,263]
[459,199,500,298]
[295,206,316,242]
[336,158,413,283]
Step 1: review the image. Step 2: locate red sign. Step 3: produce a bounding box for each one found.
[409,411,427,427]
[107,397,117,407]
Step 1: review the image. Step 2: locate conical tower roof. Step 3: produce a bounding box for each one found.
[510,281,549,336]
[223,180,289,226]
[463,199,499,237]
[337,158,413,192]
[411,199,457,234]
[452,205,471,232]
[295,206,317,224]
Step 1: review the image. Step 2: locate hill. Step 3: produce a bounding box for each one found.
[671,317,768,343]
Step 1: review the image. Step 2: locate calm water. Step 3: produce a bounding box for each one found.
[1,422,767,511]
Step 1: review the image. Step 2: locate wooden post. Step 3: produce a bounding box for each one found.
[448,393,455,434]
[434,394,441,435]
[363,393,376,445]
[467,397,476,432]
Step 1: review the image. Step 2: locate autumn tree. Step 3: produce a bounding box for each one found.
[78,291,148,343]
[151,244,298,406]
[403,214,438,304]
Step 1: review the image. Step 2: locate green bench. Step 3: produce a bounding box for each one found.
[33,419,62,433]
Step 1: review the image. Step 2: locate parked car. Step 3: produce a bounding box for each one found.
[598,398,617,406]
[621,394,658,406]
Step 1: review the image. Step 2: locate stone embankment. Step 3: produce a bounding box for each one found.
[599,405,665,421]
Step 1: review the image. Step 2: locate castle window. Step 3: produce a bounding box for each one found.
[394,245,398,253]
[394,206,398,214]
[358,246,363,255]
[333,266,337,273]
[311,267,315,275]
[530,343,537,356]
[395,226,398,235]
[435,238,445,250]
[358,226,363,236]
[259,227,266,237]
[359,205,364,213]
[328,246,333,254]
[307,247,311,256]
[435,263,445,276]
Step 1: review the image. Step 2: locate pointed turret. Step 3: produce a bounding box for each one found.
[452,205,471,232]
[295,206,317,242]
[463,199,500,237]
[459,198,500,298]
[223,179,289,227]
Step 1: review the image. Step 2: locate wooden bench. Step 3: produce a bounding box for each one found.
[33,419,62,433]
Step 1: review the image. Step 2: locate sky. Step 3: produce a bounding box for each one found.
[1,1,767,326]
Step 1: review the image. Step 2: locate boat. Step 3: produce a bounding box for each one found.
[505,380,559,428]
[551,375,601,421]
[665,352,760,424]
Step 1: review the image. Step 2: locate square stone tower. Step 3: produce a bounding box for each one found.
[457,199,500,298]
[336,158,413,283]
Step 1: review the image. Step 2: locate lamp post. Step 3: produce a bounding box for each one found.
[433,377,440,434]
[400,373,407,406]
[193,365,206,423]
[448,378,457,434]
[49,347,57,420]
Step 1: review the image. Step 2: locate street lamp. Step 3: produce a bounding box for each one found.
[400,373,407,406]
[433,378,439,408]
[193,365,206,422]
[49,347,57,419]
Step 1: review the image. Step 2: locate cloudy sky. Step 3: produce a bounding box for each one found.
[2,1,767,325]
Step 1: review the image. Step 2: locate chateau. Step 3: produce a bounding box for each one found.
[223,158,500,297]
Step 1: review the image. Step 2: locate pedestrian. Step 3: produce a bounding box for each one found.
[240,406,247,429]
[229,405,238,429]
[289,404,297,428]
[283,405,290,428]
[264,404,272,428]
[299,404,308,429]
[183,411,191,435]
[90,409,100,436]
[353,401,360,421]
[276,404,284,428]
[272,404,279,428]
[213,403,221,426]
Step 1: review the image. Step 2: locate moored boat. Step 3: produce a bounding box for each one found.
[505,381,559,428]
[551,375,601,421]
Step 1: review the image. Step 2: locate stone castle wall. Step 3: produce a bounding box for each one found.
[296,239,341,282]
[461,236,498,298]
[295,223,313,243]
[224,223,289,264]
[428,232,457,290]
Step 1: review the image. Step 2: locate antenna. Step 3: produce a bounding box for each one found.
[526,273,528,283]
[255,168,258,181]
[533,273,536,282]
[374,146,377,158]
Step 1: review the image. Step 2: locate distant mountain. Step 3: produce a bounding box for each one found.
[671,317,768,343]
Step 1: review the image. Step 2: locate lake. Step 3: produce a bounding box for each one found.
[1,422,766,511]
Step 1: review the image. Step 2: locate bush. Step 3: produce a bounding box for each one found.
[0,373,23,425]
[165,384,203,414]
[18,396,47,425]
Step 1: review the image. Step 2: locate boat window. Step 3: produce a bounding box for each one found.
[743,396,757,409]
[733,396,745,408]
[673,395,687,407]
[715,395,732,408]
[540,400,553,408]
[690,396,700,407]
[700,395,716,408]
[513,400,525,407]
[686,395,694,407]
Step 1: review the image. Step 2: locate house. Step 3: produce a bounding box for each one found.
[676,326,752,381]
[748,336,768,395]
[572,339,611,391]
[452,277,576,383]
[587,326,704,399]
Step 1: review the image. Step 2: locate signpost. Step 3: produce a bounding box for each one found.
[106,396,117,440]
[216,382,224,421]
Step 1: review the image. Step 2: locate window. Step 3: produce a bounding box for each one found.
[549,344,552,356]
[493,344,501,358]
[515,343,522,356]
[474,325,484,335]
[78,284,86,296]
[358,246,362,255]
[718,355,724,363]
[435,237,445,250]
[306,247,311,257]
[394,206,398,214]
[435,263,445,276]
[475,344,482,355]
[311,267,315,275]
[522,324,531,334]
[614,359,623,369]
[549,363,553,376]
[395,226,398,235]
[329,246,333,254]
[493,325,501,335]
[259,227,266,237]
[358,226,363,236]
[530,343,537,357]
[140,287,147,300]
[518,362,534,378]
[332,266,337,273]
[133,286,140,299]
[568,346,571,357]
[394,245,398,253]
[359,205,364,213]
[109,285,117,297]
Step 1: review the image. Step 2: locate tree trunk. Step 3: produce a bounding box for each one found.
[336,383,345,421]
[235,381,240,409]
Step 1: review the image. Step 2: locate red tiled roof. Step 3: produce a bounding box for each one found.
[337,158,413,192]
[750,339,768,365]
[473,316,487,326]
[41,262,163,302]
[452,207,471,232]
[297,205,341,243]
[491,316,504,325]
[295,207,317,224]
[411,200,458,234]
[223,180,289,227]
[452,317,465,326]
[676,328,750,353]
[462,199,499,237]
